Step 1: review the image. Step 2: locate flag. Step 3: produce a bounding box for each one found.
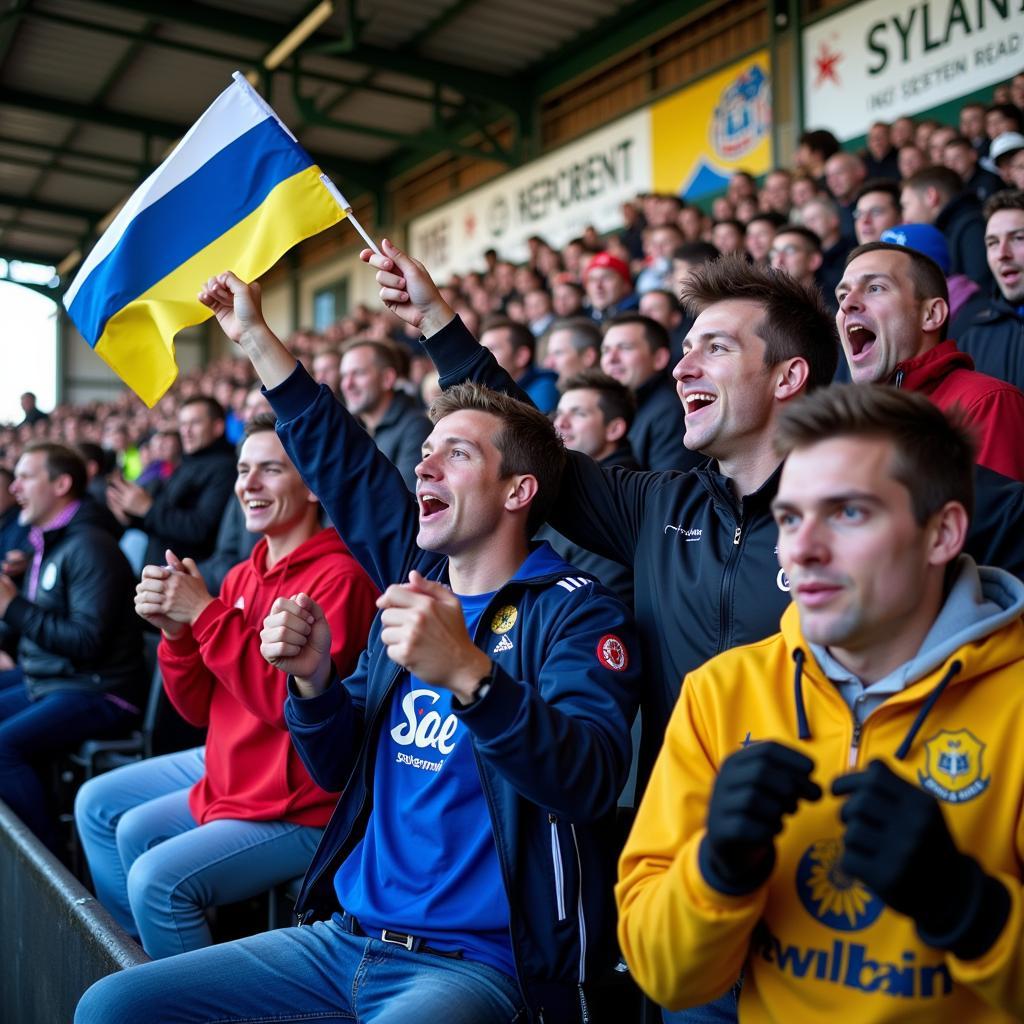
[64,72,348,407]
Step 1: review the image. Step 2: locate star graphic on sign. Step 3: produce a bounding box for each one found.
[464,211,477,238]
[814,42,842,87]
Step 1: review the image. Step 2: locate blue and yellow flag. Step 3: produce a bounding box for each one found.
[64,72,347,407]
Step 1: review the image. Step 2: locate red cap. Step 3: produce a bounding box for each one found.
[584,252,631,287]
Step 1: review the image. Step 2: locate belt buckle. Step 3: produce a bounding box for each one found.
[381,929,414,950]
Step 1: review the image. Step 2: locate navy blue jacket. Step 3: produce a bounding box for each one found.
[265,364,640,1023]
[422,315,1024,786]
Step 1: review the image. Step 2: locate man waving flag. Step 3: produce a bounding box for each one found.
[64,72,354,407]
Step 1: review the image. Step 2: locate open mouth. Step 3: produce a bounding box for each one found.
[246,499,271,511]
[419,495,450,519]
[846,324,877,360]
[683,391,718,415]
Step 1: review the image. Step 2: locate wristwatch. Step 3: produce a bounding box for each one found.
[468,661,497,705]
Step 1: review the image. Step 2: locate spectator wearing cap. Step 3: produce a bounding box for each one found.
[944,134,1003,203]
[957,190,1024,392]
[879,223,987,338]
[900,166,993,289]
[583,251,638,324]
[801,195,855,299]
[837,240,1024,480]
[989,132,1024,191]
[479,316,560,414]
[852,179,902,244]
[600,313,701,472]
[541,317,601,389]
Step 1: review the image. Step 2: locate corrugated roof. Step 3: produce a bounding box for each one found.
[0,0,644,269]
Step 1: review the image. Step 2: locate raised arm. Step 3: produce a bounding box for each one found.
[360,242,662,565]
[199,271,425,591]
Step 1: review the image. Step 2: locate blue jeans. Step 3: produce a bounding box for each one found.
[76,913,526,1023]
[74,746,324,958]
[0,667,134,850]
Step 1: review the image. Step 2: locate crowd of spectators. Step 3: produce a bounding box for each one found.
[0,70,1023,1024]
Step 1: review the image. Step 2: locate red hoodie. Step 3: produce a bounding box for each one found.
[897,339,1024,482]
[158,528,379,826]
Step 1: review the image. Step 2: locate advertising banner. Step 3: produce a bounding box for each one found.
[408,110,650,282]
[651,51,773,199]
[803,0,1023,141]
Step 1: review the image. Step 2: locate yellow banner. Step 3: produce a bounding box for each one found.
[651,51,772,200]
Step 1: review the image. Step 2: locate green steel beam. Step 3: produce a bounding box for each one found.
[0,135,148,172]
[0,192,100,221]
[532,0,709,94]
[0,219,81,239]
[1,86,185,140]
[0,150,136,186]
[0,0,29,78]
[24,18,157,210]
[21,8,463,109]
[295,85,518,166]
[0,246,59,266]
[92,0,522,106]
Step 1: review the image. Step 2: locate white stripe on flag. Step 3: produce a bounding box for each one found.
[65,76,269,307]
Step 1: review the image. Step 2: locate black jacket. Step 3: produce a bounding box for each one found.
[134,435,237,567]
[957,296,1024,391]
[2,500,144,701]
[629,370,702,472]
[360,391,432,492]
[935,192,993,290]
[425,315,1024,777]
[537,445,640,607]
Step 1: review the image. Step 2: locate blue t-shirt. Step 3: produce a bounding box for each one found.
[333,590,515,978]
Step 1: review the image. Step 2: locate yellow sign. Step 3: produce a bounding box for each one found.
[651,51,772,200]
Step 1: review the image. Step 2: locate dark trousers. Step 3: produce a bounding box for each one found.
[0,668,134,850]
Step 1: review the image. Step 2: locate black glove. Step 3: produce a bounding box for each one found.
[833,759,1010,960]
[699,741,822,896]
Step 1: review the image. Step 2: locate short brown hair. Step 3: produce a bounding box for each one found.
[340,338,402,374]
[480,316,537,359]
[559,369,636,430]
[902,166,963,204]
[429,382,566,534]
[773,384,974,523]
[984,188,1024,220]
[243,412,277,438]
[22,441,87,499]
[680,254,838,389]
[603,313,670,353]
[845,241,949,339]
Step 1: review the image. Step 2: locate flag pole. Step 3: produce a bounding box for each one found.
[318,174,382,256]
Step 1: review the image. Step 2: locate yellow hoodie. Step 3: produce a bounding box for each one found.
[617,592,1024,1022]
